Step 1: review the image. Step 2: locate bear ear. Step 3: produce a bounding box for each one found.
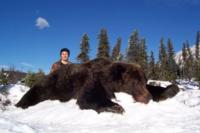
[110,63,126,81]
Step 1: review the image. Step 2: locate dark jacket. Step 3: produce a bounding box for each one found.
[50,60,71,73]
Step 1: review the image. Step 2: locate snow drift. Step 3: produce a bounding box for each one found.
[0,81,200,133]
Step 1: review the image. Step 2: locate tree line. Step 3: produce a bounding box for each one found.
[77,29,200,82]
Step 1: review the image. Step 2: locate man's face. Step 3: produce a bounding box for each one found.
[60,51,69,61]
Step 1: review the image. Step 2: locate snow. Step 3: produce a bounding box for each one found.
[0,82,200,133]
[148,80,172,87]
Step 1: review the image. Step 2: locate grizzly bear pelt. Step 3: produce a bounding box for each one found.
[16,58,179,114]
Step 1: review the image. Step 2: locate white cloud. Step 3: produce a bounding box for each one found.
[35,17,50,30]
[20,62,34,68]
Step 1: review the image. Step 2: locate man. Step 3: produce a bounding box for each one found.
[50,48,71,73]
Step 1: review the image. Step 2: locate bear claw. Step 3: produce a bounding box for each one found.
[97,104,125,114]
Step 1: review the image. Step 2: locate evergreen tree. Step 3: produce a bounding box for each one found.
[77,34,90,63]
[97,29,110,58]
[0,68,9,94]
[158,38,169,80]
[138,38,148,74]
[185,41,194,81]
[111,37,122,61]
[167,38,177,81]
[195,31,200,60]
[148,51,158,79]
[196,61,200,83]
[24,69,46,88]
[24,71,36,88]
[186,41,193,61]
[126,30,140,63]
[181,42,187,79]
[0,69,9,95]
[195,31,200,81]
[181,41,194,81]
[182,42,187,63]
[0,69,9,86]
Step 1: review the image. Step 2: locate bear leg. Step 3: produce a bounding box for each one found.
[16,85,50,109]
[77,80,124,114]
[146,84,180,102]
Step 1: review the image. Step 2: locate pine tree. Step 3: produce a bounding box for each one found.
[196,61,200,83]
[186,41,193,61]
[182,42,187,63]
[0,69,9,95]
[97,29,110,58]
[23,69,46,88]
[185,41,194,81]
[126,30,140,63]
[167,38,177,81]
[111,37,122,61]
[77,34,90,63]
[24,71,36,88]
[181,42,187,79]
[195,31,200,82]
[0,69,9,86]
[195,31,200,60]
[148,51,158,80]
[181,41,194,81]
[195,59,200,83]
[138,38,148,74]
[158,38,169,80]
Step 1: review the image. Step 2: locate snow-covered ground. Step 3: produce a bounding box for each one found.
[0,82,200,133]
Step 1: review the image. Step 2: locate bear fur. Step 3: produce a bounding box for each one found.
[16,58,179,114]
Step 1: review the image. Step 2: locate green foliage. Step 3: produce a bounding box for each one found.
[180,41,195,81]
[77,34,90,63]
[24,69,45,88]
[0,69,9,86]
[195,31,200,60]
[138,38,148,74]
[0,69,9,95]
[73,29,200,83]
[148,51,158,79]
[195,31,200,82]
[167,39,178,81]
[97,28,110,58]
[111,37,122,61]
[126,30,140,63]
[196,62,200,83]
[126,31,148,76]
[186,41,194,80]
[158,38,170,80]
[24,71,36,88]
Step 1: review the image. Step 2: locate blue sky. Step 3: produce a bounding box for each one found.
[0,0,200,73]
